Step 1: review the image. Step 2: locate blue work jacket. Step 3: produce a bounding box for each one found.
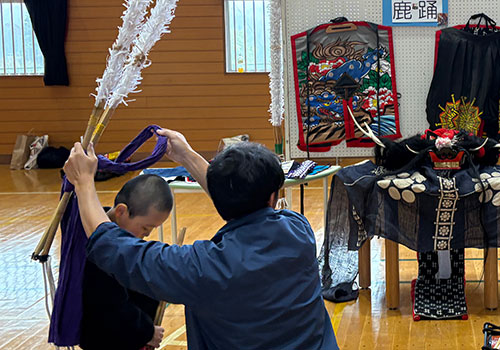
[86,207,338,350]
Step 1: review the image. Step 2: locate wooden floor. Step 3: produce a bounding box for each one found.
[1,165,500,349]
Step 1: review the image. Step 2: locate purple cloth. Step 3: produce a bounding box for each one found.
[48,125,167,347]
[97,125,167,175]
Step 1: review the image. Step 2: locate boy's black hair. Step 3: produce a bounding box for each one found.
[207,142,284,221]
[114,174,173,218]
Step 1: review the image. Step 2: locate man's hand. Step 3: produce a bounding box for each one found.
[157,128,195,164]
[147,325,165,348]
[63,142,110,237]
[63,142,98,188]
[157,128,210,193]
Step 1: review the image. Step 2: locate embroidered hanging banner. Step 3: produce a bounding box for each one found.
[291,21,401,152]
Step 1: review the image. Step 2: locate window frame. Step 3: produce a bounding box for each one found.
[223,0,271,74]
[0,0,44,76]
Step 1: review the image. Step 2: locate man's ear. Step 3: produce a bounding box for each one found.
[114,203,129,219]
[268,191,278,208]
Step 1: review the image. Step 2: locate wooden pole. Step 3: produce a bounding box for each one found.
[90,106,116,146]
[358,239,371,289]
[273,125,283,155]
[484,247,498,310]
[146,226,187,350]
[177,227,187,247]
[385,239,400,309]
[32,104,107,260]
[82,101,104,148]
[153,301,168,326]
[39,192,73,257]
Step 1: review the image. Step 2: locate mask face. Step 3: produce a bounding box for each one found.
[429,150,465,170]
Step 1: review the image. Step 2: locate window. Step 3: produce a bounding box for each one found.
[224,0,271,73]
[0,0,44,75]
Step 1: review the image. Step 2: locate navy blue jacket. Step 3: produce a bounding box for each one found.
[86,207,338,350]
[79,260,158,350]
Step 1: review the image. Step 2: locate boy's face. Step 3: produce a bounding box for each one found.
[115,204,170,239]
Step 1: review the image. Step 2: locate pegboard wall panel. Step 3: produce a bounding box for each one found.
[283,0,500,159]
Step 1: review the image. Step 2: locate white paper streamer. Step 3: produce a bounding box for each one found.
[95,0,152,104]
[107,0,179,109]
[268,0,285,127]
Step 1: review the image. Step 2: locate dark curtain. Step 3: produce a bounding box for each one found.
[24,0,69,86]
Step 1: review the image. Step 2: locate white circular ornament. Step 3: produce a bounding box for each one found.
[479,189,493,203]
[402,190,415,203]
[393,178,413,189]
[475,183,486,192]
[410,172,426,183]
[388,187,401,201]
[488,178,500,190]
[411,184,426,193]
[377,180,391,189]
[492,192,500,207]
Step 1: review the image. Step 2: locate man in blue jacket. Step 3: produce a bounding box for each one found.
[63,128,339,350]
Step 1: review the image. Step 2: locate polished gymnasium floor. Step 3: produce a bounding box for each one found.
[1,165,500,349]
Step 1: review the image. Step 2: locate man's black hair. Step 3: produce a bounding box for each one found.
[207,142,284,221]
[114,174,173,218]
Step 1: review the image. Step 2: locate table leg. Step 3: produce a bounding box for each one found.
[485,247,498,310]
[300,184,305,215]
[171,191,178,245]
[158,223,164,243]
[322,177,329,226]
[285,188,292,209]
[385,240,400,309]
[358,240,371,289]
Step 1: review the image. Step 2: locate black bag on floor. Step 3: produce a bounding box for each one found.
[37,146,70,168]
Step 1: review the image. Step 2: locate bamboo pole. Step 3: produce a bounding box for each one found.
[146,227,187,349]
[33,103,118,260]
[82,101,104,148]
[40,192,73,257]
[90,106,116,146]
[32,207,58,260]
[177,227,187,247]
[273,124,286,208]
[32,105,106,260]
[273,124,283,155]
[153,301,168,326]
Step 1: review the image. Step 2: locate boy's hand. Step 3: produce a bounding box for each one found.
[147,325,165,348]
[157,128,194,164]
[63,142,98,188]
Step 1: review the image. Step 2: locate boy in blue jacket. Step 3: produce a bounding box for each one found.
[79,174,172,350]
